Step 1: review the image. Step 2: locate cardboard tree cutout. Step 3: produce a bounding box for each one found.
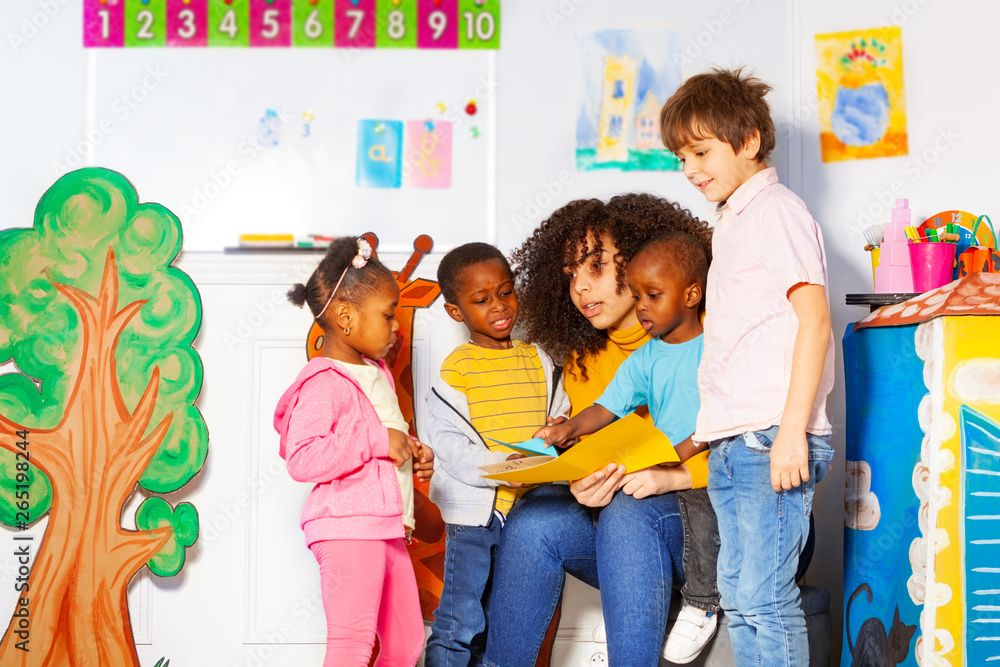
[0,168,207,666]
[306,233,447,620]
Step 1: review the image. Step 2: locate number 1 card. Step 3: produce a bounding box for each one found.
[84,0,124,47]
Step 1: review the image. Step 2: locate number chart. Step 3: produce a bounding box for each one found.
[84,0,500,49]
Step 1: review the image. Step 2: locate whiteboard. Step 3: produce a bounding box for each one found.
[83,47,495,252]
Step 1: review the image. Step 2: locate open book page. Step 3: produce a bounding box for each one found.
[479,413,677,484]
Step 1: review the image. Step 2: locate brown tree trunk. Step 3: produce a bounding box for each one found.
[0,501,167,666]
[0,251,174,666]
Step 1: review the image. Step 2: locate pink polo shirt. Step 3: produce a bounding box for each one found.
[694,168,835,443]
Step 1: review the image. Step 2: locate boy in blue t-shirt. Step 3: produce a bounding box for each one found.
[537,232,721,664]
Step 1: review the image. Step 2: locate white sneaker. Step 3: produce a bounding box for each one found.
[662,605,718,664]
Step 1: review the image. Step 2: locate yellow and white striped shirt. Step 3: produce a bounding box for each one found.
[441,340,548,515]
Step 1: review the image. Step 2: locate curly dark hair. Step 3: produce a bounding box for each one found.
[511,193,712,380]
[438,242,513,304]
[287,236,395,321]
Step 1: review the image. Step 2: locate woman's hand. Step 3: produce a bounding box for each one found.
[570,463,625,507]
[620,463,692,499]
[387,428,415,468]
[412,440,435,482]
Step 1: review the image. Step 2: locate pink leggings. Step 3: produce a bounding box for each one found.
[310,538,425,667]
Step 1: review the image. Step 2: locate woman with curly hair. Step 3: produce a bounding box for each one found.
[482,193,716,667]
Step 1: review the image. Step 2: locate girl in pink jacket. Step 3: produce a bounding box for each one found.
[274,237,430,666]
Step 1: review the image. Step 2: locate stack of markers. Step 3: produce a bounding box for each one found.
[904,224,960,243]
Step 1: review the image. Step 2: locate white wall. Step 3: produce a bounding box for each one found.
[3,1,997,664]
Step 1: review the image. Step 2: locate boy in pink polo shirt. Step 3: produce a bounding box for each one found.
[659,68,835,666]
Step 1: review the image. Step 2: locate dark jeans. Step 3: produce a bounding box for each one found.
[425,513,503,667]
[483,484,684,667]
[676,488,722,613]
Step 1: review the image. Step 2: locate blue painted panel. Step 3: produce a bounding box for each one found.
[842,324,923,666]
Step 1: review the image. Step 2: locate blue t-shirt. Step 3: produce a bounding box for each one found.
[594,335,703,445]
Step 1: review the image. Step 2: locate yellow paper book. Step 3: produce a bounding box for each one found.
[479,413,678,485]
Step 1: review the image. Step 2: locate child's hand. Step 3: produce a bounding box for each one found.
[769,428,809,492]
[544,415,579,448]
[412,440,435,482]
[570,463,625,507]
[534,422,575,449]
[621,463,692,499]
[503,453,526,488]
[387,428,415,468]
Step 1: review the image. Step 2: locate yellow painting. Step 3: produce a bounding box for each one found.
[815,26,908,162]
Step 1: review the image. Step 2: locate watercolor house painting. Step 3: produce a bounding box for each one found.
[575,30,682,172]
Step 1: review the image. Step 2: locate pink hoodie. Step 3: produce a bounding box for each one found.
[273,357,404,545]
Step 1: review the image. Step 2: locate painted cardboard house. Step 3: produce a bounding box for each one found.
[843,273,1000,666]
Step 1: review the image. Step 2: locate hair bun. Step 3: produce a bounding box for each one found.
[287,283,309,307]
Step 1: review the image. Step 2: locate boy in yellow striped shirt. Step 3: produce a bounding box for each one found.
[424,243,570,667]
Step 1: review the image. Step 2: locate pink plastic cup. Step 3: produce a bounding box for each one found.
[908,241,957,292]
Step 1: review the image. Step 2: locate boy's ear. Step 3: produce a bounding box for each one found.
[743,130,762,161]
[685,283,703,309]
[443,302,465,324]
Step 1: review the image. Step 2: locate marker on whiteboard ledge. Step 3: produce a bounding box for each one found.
[296,236,332,249]
[238,234,295,248]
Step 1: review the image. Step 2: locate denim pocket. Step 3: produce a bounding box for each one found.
[802,435,834,516]
[807,436,835,478]
[741,426,780,455]
[446,523,468,539]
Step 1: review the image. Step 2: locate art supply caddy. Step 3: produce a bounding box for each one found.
[865,199,998,294]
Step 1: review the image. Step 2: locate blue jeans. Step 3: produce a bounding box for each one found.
[426,514,504,667]
[482,484,684,667]
[708,426,834,667]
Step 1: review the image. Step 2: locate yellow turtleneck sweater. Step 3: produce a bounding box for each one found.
[563,322,709,489]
